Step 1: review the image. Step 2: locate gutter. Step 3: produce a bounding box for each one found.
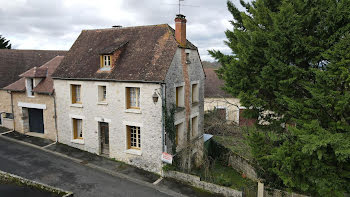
[52,77,164,84]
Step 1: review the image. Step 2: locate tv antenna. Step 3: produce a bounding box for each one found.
[163,0,199,15]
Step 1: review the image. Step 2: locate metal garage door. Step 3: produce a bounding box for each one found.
[28,108,44,133]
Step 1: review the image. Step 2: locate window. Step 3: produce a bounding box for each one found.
[176,86,184,107]
[103,55,111,67]
[192,116,198,137]
[73,118,83,139]
[27,78,34,97]
[127,126,141,149]
[186,53,191,64]
[4,113,14,119]
[192,83,199,103]
[98,86,107,102]
[71,85,81,104]
[126,87,140,109]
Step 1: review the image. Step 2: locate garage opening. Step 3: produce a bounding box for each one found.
[28,108,44,133]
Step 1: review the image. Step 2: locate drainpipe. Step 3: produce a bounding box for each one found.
[161,83,166,153]
[51,92,58,143]
[7,90,15,131]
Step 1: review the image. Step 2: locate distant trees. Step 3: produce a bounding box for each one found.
[0,35,11,49]
[210,0,350,196]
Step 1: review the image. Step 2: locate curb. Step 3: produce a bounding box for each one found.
[0,135,186,197]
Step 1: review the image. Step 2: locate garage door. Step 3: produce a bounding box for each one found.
[28,108,44,133]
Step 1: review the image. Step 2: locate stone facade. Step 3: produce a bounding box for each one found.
[204,97,241,123]
[165,48,205,166]
[54,80,164,173]
[11,92,56,141]
[0,90,13,129]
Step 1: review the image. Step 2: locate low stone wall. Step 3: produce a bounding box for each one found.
[0,170,73,197]
[164,170,242,197]
[264,187,308,197]
[228,153,257,181]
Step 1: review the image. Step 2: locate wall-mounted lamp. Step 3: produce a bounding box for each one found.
[152,92,159,103]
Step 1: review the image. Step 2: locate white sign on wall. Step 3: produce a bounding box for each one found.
[161,152,173,164]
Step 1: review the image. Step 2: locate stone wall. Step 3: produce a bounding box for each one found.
[12,92,56,141]
[228,153,258,181]
[54,79,164,174]
[0,90,13,129]
[204,97,241,123]
[164,170,242,197]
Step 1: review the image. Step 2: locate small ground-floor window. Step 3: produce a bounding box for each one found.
[127,126,141,149]
[73,118,83,139]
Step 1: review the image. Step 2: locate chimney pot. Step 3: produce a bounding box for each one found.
[175,14,187,47]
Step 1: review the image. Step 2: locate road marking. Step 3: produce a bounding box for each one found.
[0,130,14,135]
[153,177,163,185]
[41,142,56,149]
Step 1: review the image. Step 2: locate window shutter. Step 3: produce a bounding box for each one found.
[126,88,131,109]
[100,56,103,68]
[73,119,77,139]
[127,126,131,149]
[71,85,76,104]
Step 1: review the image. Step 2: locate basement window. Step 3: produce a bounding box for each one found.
[72,118,83,139]
[127,126,141,150]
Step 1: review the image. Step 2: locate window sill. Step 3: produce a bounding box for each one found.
[124,108,142,114]
[3,118,14,120]
[191,102,199,107]
[70,104,83,108]
[176,107,185,113]
[124,149,142,156]
[97,102,108,105]
[27,95,35,98]
[71,139,84,144]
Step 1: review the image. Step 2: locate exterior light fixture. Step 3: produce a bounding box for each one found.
[152,91,159,103]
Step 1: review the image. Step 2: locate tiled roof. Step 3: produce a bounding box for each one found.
[0,49,66,89]
[204,68,232,98]
[4,56,64,94]
[52,24,197,82]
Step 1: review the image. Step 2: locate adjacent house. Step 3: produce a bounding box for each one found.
[52,15,205,173]
[4,56,64,141]
[204,68,255,126]
[0,50,66,130]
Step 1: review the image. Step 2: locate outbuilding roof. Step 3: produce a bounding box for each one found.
[0,49,66,89]
[52,24,197,82]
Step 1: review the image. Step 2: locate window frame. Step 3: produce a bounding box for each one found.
[71,84,82,104]
[191,116,198,137]
[103,55,111,67]
[191,83,199,103]
[175,86,184,107]
[126,87,140,109]
[127,125,141,150]
[98,85,107,103]
[72,118,83,140]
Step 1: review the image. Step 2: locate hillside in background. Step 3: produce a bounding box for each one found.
[202,61,221,69]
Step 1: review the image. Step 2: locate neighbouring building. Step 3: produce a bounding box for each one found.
[0,50,66,130]
[52,15,205,173]
[4,56,64,141]
[204,68,256,126]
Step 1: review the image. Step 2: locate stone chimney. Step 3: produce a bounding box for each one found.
[175,14,187,47]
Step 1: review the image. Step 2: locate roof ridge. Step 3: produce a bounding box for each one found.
[83,24,169,32]
[0,49,67,52]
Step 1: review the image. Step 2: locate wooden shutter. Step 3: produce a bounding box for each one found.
[71,85,76,104]
[73,119,77,139]
[100,56,103,68]
[126,88,131,109]
[127,126,131,149]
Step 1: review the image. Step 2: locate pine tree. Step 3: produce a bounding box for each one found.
[0,35,12,49]
[210,0,350,195]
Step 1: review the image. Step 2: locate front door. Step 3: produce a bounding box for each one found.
[28,108,44,133]
[100,122,109,155]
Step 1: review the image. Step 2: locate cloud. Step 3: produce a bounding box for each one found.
[0,0,242,61]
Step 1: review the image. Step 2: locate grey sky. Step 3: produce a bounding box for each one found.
[0,0,242,61]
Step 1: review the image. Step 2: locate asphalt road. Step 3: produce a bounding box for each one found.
[0,137,171,197]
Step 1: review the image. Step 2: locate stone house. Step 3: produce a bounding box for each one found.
[4,56,65,141]
[52,15,205,173]
[204,68,255,126]
[0,50,66,130]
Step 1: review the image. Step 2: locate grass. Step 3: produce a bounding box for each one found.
[213,135,253,161]
[192,161,256,191]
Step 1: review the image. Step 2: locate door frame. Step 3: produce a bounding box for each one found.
[99,122,110,156]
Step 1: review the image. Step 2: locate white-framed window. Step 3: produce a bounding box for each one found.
[98,85,107,102]
[191,83,199,103]
[126,87,140,109]
[73,118,83,139]
[127,126,141,149]
[103,55,111,67]
[176,86,184,107]
[26,78,34,97]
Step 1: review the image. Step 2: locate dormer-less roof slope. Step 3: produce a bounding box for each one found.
[0,49,67,89]
[52,24,197,82]
[4,56,64,94]
[204,68,233,98]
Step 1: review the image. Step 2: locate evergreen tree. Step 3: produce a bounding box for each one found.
[210,0,350,195]
[0,35,12,49]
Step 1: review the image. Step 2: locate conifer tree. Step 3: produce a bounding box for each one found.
[0,35,11,49]
[210,0,350,195]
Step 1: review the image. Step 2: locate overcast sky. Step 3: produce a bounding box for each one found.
[0,0,243,61]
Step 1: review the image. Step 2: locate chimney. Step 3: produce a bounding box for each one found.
[175,14,187,47]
